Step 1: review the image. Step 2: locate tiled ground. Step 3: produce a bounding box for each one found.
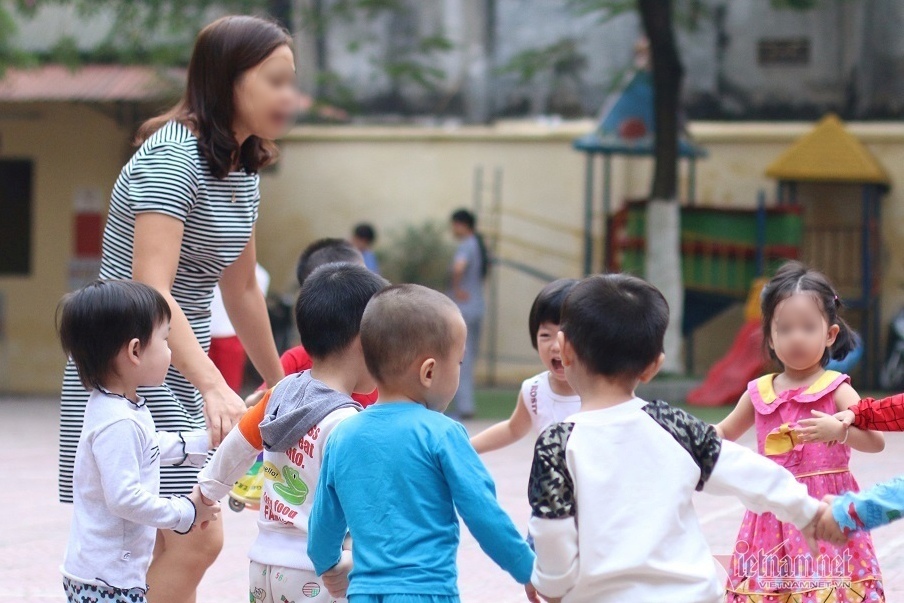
[3,396,904,602]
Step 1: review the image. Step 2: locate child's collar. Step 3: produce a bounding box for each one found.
[96,385,145,409]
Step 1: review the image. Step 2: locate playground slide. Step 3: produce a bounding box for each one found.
[687,320,766,407]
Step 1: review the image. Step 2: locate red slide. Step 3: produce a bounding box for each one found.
[687,320,766,407]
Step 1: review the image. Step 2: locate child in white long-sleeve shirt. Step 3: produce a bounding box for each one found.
[527,274,828,603]
[58,280,219,603]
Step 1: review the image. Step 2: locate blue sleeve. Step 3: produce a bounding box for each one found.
[453,240,469,264]
[832,476,904,535]
[307,436,348,575]
[437,423,535,584]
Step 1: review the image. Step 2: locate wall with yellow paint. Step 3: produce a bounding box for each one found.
[5,115,904,394]
[258,120,904,386]
[0,103,131,394]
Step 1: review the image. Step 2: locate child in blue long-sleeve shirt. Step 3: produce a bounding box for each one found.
[817,477,904,543]
[307,284,535,603]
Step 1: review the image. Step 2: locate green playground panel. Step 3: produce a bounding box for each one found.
[624,204,801,247]
[618,205,802,297]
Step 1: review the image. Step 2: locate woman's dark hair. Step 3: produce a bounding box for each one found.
[528,278,579,349]
[760,261,856,368]
[57,280,172,390]
[451,208,490,280]
[136,15,293,179]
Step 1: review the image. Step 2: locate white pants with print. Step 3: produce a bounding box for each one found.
[249,561,347,603]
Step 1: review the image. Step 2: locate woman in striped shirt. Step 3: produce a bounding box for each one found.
[59,15,294,602]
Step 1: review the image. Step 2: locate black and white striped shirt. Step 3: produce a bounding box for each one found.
[59,120,261,501]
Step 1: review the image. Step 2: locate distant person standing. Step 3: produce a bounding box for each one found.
[209,263,271,392]
[448,208,489,419]
[351,222,380,274]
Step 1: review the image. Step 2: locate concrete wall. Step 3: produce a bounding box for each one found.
[5,115,904,394]
[14,1,904,119]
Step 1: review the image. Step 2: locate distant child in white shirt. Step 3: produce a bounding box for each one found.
[58,280,219,603]
[471,279,580,453]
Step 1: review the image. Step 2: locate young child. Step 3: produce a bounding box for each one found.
[58,280,219,603]
[715,261,885,601]
[351,222,380,275]
[247,238,378,407]
[528,273,827,603]
[308,284,536,601]
[198,263,388,603]
[471,278,580,453]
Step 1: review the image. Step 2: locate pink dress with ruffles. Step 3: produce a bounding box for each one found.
[725,371,884,602]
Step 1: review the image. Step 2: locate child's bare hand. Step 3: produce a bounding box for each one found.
[799,501,826,556]
[524,583,540,603]
[833,409,856,427]
[797,411,846,443]
[244,389,266,408]
[322,550,352,598]
[816,495,848,545]
[188,484,221,530]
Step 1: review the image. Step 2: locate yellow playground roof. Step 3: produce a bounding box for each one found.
[765,114,890,186]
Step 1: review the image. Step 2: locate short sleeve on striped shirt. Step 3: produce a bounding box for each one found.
[252,174,261,223]
[128,141,200,222]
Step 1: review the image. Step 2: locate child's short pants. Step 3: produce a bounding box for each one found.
[250,561,345,603]
[63,577,146,603]
[349,596,459,603]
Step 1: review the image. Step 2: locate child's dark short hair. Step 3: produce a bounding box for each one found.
[561,274,669,379]
[451,208,476,229]
[360,284,460,384]
[296,238,364,286]
[528,278,579,349]
[57,280,171,390]
[761,261,856,367]
[295,263,389,359]
[353,223,377,245]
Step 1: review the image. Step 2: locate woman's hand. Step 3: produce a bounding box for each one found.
[134,213,246,446]
[201,382,247,446]
[797,410,847,444]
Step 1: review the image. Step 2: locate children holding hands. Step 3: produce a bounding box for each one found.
[526,273,828,603]
[60,262,895,603]
[198,263,388,602]
[308,285,536,603]
[58,280,219,603]
[715,262,885,600]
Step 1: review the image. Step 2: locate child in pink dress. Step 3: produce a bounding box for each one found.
[716,262,885,602]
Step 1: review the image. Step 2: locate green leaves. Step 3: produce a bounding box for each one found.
[498,39,586,85]
[4,0,273,68]
[378,221,455,292]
